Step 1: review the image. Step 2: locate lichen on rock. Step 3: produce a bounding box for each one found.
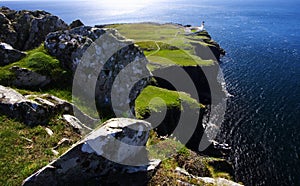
[45,26,152,118]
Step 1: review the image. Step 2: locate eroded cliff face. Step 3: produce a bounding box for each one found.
[143,64,227,156]
[152,64,224,105]
[142,29,227,155]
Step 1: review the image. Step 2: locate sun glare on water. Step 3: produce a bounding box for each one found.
[93,0,153,16]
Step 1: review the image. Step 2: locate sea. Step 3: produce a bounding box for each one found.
[1,0,300,185]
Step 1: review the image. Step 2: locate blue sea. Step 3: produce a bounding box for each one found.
[2,0,300,185]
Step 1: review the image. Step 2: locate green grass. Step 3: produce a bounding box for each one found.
[0,44,65,81]
[108,23,181,41]
[147,134,233,186]
[135,86,203,119]
[145,48,212,67]
[147,130,186,160]
[23,52,61,77]
[15,88,72,102]
[0,115,81,185]
[0,44,73,101]
[105,23,216,69]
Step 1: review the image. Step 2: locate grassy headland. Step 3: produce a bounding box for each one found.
[105,23,217,71]
[0,21,233,185]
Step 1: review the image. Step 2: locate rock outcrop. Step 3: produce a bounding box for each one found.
[0,85,96,126]
[69,19,84,29]
[0,6,68,51]
[10,66,51,88]
[0,42,26,66]
[45,26,151,117]
[44,26,105,71]
[172,149,242,186]
[0,85,72,125]
[22,118,160,186]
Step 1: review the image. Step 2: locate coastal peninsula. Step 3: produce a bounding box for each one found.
[0,7,241,186]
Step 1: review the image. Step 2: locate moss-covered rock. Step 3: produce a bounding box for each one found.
[0,44,68,89]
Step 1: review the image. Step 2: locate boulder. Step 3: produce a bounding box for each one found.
[0,7,69,50]
[22,118,161,186]
[10,66,51,88]
[69,19,84,28]
[24,13,69,50]
[0,42,26,66]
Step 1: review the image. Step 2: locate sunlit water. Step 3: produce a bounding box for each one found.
[2,0,300,185]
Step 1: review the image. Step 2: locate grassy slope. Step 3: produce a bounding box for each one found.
[0,45,77,184]
[0,45,72,101]
[0,115,81,185]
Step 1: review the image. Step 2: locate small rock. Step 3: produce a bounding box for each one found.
[20,136,33,143]
[0,42,26,66]
[53,138,72,150]
[51,149,59,156]
[63,114,92,135]
[177,180,195,186]
[175,167,191,177]
[45,127,54,136]
[201,140,231,157]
